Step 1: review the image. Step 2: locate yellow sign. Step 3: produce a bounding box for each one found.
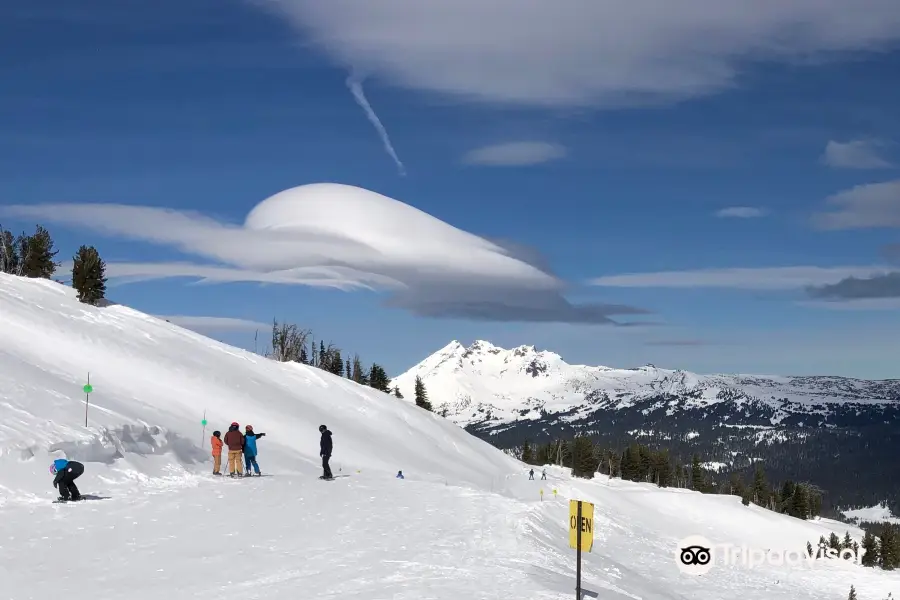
[568,500,594,552]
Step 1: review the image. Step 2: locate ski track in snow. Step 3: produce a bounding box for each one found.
[1,275,899,599]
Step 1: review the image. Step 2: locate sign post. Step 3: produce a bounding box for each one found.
[83,373,93,427]
[569,499,594,599]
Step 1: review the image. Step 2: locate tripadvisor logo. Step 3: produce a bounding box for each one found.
[675,535,864,575]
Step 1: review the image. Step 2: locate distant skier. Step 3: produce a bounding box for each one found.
[223,422,244,477]
[529,469,534,480]
[51,458,84,501]
[210,430,223,475]
[396,470,404,479]
[541,469,547,480]
[319,424,333,480]
[243,425,266,476]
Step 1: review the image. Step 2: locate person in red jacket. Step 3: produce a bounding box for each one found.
[210,430,224,475]
[223,422,244,477]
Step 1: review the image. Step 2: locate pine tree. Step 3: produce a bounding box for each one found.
[414,375,432,411]
[829,532,842,555]
[0,226,19,274]
[318,341,326,370]
[299,344,309,364]
[806,541,814,557]
[522,440,533,464]
[848,584,857,600]
[842,532,853,551]
[71,245,107,305]
[691,454,705,492]
[752,465,767,505]
[790,484,810,519]
[345,359,351,378]
[329,348,343,375]
[571,436,595,479]
[880,524,900,570]
[20,225,59,278]
[393,386,403,399]
[861,531,879,567]
[367,364,390,392]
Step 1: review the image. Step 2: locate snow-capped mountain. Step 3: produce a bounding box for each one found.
[391,340,900,430]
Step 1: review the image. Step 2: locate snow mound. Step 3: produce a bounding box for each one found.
[0,274,517,503]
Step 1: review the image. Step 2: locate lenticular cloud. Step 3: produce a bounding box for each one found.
[0,183,647,324]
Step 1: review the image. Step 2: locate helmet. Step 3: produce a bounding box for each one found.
[245,425,253,431]
[319,425,327,432]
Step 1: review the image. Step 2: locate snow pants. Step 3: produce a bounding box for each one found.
[244,454,260,475]
[227,450,243,474]
[212,454,222,474]
[322,454,332,479]
[57,471,82,501]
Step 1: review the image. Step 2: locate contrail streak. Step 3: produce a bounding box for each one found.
[346,74,406,176]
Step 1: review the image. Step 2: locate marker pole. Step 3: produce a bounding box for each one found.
[576,500,582,599]
[84,372,90,427]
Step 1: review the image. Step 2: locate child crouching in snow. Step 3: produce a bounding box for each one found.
[211,430,223,475]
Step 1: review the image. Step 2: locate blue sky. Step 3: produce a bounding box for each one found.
[3,0,900,378]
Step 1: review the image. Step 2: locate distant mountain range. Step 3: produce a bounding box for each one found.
[392,340,900,511]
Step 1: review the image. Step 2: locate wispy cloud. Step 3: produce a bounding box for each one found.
[806,272,900,300]
[798,298,900,310]
[714,206,767,218]
[155,316,269,331]
[589,266,891,289]
[1,183,648,325]
[822,139,892,169]
[462,142,566,166]
[346,73,405,176]
[812,179,900,229]
[255,1,900,107]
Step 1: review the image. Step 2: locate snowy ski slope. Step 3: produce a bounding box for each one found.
[1,274,899,599]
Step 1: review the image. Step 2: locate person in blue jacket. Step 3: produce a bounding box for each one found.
[51,458,84,501]
[243,425,266,476]
[396,470,404,479]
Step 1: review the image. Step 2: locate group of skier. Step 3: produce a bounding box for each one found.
[529,468,547,480]
[210,422,267,477]
[49,421,407,500]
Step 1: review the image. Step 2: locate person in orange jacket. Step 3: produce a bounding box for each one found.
[210,430,224,476]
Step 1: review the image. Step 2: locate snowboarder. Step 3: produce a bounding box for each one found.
[541,469,547,480]
[210,430,223,475]
[319,424,333,480]
[243,425,266,476]
[223,422,244,477]
[51,458,84,501]
[529,469,534,480]
[396,470,404,479]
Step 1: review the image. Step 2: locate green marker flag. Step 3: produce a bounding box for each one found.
[83,373,92,427]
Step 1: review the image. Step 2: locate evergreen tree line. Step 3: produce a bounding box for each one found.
[266,319,433,411]
[809,523,900,571]
[517,437,823,520]
[1,223,107,305]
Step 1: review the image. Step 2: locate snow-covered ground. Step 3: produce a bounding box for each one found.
[390,340,900,428]
[2,274,899,599]
[842,504,900,525]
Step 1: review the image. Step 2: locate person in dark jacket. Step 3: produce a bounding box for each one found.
[243,425,266,477]
[319,425,333,479]
[51,458,84,501]
[223,422,244,477]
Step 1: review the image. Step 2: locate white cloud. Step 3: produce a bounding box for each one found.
[812,179,900,229]
[822,140,892,169]
[714,206,767,218]
[155,316,269,331]
[589,265,892,289]
[254,0,900,107]
[1,183,647,324]
[462,142,566,166]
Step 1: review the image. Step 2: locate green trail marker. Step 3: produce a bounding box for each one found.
[201,410,207,448]
[83,373,92,427]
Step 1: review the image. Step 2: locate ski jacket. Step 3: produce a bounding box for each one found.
[320,429,332,457]
[243,432,265,456]
[223,426,244,452]
[210,435,223,456]
[53,461,84,486]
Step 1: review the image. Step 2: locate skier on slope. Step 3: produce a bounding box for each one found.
[223,422,244,477]
[243,425,266,477]
[319,425,333,480]
[210,430,223,476]
[51,458,84,501]
[396,470,404,479]
[529,469,534,480]
[541,469,547,480]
